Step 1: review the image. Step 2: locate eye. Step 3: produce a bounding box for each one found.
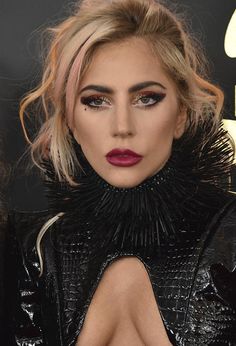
[133,92,166,107]
[80,95,110,109]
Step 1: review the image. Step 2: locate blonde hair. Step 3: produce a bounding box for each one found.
[20,0,224,185]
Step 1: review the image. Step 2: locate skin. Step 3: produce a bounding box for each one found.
[76,257,172,346]
[73,37,182,344]
[72,37,187,188]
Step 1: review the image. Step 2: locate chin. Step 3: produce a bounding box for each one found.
[102,172,148,189]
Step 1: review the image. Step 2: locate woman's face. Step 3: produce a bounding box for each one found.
[73,37,186,188]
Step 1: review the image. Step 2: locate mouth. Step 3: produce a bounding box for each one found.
[106,149,143,167]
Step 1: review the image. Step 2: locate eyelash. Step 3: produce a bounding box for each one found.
[80,92,166,110]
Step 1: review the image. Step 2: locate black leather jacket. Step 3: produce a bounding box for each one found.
[4,195,236,346]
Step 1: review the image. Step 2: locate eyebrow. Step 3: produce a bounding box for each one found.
[79,81,167,95]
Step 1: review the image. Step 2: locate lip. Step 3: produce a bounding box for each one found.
[106,149,143,167]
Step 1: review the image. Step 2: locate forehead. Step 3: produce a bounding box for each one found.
[89,37,158,68]
[80,37,175,91]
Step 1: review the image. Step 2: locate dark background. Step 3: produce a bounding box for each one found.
[0,0,235,211]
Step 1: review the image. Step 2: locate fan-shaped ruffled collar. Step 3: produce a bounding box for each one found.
[43,121,234,256]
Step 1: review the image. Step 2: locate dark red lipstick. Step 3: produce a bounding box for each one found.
[106,149,143,167]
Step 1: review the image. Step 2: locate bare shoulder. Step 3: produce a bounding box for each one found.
[76,256,172,346]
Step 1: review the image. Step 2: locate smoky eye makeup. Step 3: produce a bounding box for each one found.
[80,91,166,110]
[133,91,166,106]
[80,95,110,109]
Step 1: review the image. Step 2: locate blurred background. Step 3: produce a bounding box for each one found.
[0,0,235,211]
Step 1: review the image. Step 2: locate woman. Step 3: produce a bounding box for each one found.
[6,0,236,345]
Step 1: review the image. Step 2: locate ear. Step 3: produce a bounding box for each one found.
[174,107,187,139]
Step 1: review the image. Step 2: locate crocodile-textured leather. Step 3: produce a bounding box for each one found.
[5,122,236,345]
[4,197,236,345]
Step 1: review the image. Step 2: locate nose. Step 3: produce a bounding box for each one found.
[111,103,136,138]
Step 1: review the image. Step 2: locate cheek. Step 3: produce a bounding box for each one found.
[72,111,93,143]
[143,113,177,141]
[73,113,108,156]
